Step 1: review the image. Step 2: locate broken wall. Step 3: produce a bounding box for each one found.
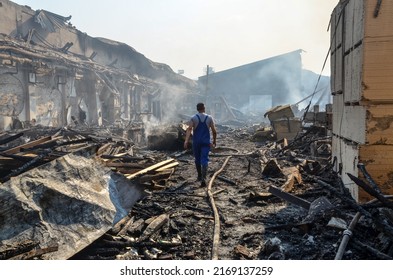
[331,0,393,201]
[0,0,197,130]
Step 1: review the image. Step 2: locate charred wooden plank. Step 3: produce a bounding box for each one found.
[138,169,174,184]
[0,240,39,260]
[138,214,169,242]
[1,135,52,155]
[96,143,112,156]
[114,168,144,175]
[100,155,145,161]
[117,216,135,236]
[0,153,37,162]
[156,162,179,171]
[315,177,393,240]
[357,163,384,194]
[20,139,59,151]
[0,150,52,183]
[351,238,392,260]
[126,159,175,180]
[347,173,393,209]
[9,245,58,260]
[217,175,237,185]
[127,218,145,235]
[0,132,24,145]
[268,185,311,210]
[110,215,133,235]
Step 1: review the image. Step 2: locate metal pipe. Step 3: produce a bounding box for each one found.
[335,212,362,260]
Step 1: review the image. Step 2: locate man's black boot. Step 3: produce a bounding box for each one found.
[196,163,202,181]
[201,165,208,187]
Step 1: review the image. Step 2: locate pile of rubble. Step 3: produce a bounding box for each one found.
[1,120,392,260]
[76,124,392,260]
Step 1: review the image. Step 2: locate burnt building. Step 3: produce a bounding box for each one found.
[197,50,303,121]
[0,0,197,131]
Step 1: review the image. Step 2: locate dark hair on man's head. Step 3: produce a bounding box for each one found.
[196,103,205,111]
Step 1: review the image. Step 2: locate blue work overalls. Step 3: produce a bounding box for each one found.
[192,114,211,167]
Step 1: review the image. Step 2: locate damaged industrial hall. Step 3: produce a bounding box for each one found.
[1,0,393,261]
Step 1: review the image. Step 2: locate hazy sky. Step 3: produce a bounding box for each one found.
[17,0,338,80]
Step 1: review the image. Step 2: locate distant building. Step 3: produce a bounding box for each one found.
[197,50,303,121]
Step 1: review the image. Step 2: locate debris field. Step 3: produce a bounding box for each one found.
[43,123,392,260]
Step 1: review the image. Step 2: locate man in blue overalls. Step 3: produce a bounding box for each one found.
[184,103,217,187]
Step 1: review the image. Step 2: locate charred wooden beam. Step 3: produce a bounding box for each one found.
[138,214,169,242]
[0,132,24,146]
[127,218,145,235]
[20,139,59,151]
[117,216,135,236]
[347,173,393,209]
[0,150,51,183]
[9,245,58,260]
[315,178,393,240]
[111,215,133,235]
[268,185,311,210]
[138,169,174,184]
[57,137,92,147]
[0,153,37,163]
[351,238,392,260]
[126,159,175,180]
[100,155,145,161]
[217,175,237,185]
[0,240,39,260]
[100,238,182,249]
[1,135,52,155]
[105,162,144,168]
[357,163,383,194]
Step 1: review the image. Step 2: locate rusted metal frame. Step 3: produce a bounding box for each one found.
[206,155,232,260]
[268,185,311,210]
